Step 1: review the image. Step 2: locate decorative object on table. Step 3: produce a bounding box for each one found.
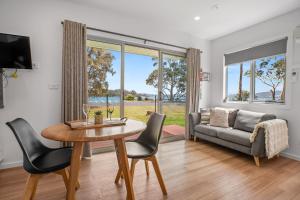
[107,104,114,120]
[65,118,127,130]
[94,110,103,124]
[82,104,91,125]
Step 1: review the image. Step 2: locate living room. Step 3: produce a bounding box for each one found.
[0,0,300,199]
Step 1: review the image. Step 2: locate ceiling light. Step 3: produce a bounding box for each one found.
[194,16,201,21]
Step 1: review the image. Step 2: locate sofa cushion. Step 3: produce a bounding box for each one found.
[210,108,229,128]
[194,124,226,137]
[215,107,238,127]
[217,128,251,147]
[261,114,276,122]
[233,110,265,132]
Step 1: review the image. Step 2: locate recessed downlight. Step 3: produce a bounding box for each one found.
[194,16,201,21]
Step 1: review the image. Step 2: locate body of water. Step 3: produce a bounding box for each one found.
[89,96,121,105]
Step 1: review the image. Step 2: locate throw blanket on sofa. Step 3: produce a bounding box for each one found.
[250,119,288,159]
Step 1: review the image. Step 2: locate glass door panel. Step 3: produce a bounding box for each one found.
[87,40,121,152]
[124,45,159,123]
[160,53,187,139]
[87,40,121,118]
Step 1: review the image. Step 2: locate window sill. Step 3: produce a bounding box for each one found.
[223,100,290,110]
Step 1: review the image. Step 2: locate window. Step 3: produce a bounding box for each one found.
[254,55,286,103]
[224,38,287,104]
[226,61,251,102]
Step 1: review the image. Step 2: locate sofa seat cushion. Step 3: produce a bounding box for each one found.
[194,124,227,137]
[217,128,251,147]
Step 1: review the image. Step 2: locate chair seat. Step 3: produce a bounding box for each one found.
[30,147,72,174]
[126,141,155,159]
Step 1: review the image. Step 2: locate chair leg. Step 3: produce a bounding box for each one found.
[24,174,41,200]
[254,156,260,167]
[144,160,150,176]
[130,159,138,181]
[149,156,167,195]
[56,168,80,191]
[115,168,123,184]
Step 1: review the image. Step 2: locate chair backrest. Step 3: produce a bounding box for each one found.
[136,112,166,152]
[6,118,48,163]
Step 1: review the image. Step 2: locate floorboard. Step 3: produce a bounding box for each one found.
[1,140,300,200]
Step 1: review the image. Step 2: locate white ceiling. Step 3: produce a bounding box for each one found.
[67,0,300,40]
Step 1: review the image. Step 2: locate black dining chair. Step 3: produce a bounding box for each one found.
[6,118,77,200]
[114,112,167,195]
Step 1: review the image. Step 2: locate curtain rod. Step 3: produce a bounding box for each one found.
[61,21,203,52]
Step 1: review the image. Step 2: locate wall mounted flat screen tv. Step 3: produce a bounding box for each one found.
[0,33,32,69]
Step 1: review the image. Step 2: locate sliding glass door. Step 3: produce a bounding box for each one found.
[124,45,159,123]
[87,40,121,118]
[160,53,187,139]
[86,40,122,152]
[86,37,186,153]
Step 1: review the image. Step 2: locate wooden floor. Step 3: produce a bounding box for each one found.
[1,140,300,200]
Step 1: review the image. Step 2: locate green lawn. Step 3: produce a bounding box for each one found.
[90,103,185,126]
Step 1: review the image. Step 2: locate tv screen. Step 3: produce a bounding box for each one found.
[0,33,32,69]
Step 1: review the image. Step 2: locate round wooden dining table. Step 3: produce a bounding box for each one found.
[41,119,146,200]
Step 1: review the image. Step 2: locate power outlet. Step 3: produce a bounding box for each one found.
[32,62,40,69]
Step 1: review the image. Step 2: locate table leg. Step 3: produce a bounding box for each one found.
[114,138,135,200]
[67,142,84,200]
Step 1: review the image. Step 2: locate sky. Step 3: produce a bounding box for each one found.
[106,50,157,95]
[227,55,285,97]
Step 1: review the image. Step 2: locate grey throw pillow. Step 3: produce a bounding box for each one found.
[233,110,265,132]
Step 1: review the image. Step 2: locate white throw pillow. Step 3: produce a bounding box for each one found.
[210,108,229,128]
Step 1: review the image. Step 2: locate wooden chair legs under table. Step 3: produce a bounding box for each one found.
[115,155,167,195]
[114,138,135,200]
[24,168,78,200]
[147,156,167,195]
[144,160,150,176]
[24,174,41,200]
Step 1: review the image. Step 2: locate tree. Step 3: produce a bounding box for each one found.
[237,63,243,101]
[125,94,135,101]
[244,57,286,101]
[234,90,249,101]
[146,57,186,102]
[87,47,115,97]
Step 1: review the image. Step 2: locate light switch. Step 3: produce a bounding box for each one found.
[48,84,59,89]
[291,68,299,83]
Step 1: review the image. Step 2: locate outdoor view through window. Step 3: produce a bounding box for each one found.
[226,54,286,103]
[86,39,187,149]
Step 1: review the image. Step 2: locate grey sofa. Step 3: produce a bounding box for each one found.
[189,109,276,166]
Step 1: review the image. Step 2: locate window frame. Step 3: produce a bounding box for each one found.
[224,53,287,104]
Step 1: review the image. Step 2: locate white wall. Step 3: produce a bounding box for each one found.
[210,9,300,159]
[0,0,210,169]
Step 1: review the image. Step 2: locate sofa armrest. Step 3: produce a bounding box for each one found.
[189,112,201,137]
[251,127,266,157]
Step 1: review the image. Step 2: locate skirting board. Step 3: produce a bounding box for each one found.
[280,152,300,161]
[0,160,22,170]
